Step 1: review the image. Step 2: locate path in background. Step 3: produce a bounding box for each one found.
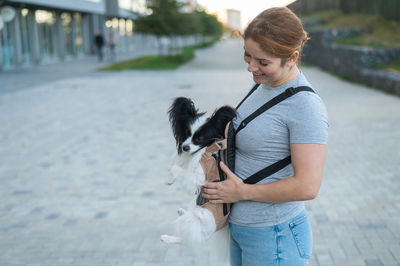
[0,48,158,95]
[0,38,399,266]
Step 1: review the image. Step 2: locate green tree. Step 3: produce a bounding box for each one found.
[134,0,181,55]
[194,9,223,38]
[134,0,223,55]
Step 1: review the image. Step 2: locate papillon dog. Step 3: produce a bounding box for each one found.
[161,97,236,248]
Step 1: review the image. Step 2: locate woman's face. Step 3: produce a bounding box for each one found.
[243,38,297,87]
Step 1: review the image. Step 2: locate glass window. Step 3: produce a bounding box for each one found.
[0,12,15,69]
[35,10,58,62]
[73,13,84,56]
[112,18,119,29]
[126,20,133,36]
[61,12,74,57]
[19,8,33,65]
[0,19,15,69]
[119,19,125,36]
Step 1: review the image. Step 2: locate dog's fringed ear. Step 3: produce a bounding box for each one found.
[167,97,199,153]
[209,106,237,135]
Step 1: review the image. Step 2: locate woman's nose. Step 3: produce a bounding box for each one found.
[247,59,258,72]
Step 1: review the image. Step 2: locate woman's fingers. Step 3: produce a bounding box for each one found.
[202,187,218,199]
[219,161,233,177]
[203,182,218,189]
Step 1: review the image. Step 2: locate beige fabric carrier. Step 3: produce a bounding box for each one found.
[198,123,231,230]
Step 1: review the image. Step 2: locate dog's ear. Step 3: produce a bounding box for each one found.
[209,106,236,135]
[167,97,199,153]
[210,106,236,123]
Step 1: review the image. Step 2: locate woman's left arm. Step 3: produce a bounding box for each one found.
[202,143,327,204]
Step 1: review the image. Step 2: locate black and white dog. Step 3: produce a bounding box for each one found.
[161,97,235,247]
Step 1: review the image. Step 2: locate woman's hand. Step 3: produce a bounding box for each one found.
[202,162,246,204]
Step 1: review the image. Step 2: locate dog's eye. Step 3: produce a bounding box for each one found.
[193,136,202,143]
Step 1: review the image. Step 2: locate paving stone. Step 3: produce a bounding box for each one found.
[365,259,384,266]
[316,253,334,265]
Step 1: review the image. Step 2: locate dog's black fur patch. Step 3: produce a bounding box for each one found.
[168,97,204,153]
[168,97,236,153]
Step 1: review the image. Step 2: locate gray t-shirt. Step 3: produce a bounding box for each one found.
[229,72,329,227]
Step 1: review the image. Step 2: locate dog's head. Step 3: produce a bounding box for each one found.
[168,97,236,154]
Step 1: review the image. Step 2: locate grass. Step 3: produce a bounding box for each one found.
[376,59,400,72]
[303,9,400,48]
[303,10,400,86]
[99,55,182,70]
[302,9,343,22]
[99,39,218,71]
[333,37,386,48]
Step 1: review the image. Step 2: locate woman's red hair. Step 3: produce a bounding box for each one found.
[244,7,308,61]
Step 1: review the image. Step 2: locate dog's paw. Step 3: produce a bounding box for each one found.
[169,165,184,177]
[165,176,176,185]
[177,208,186,216]
[160,235,182,244]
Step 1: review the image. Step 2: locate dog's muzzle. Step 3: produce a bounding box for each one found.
[182,144,204,154]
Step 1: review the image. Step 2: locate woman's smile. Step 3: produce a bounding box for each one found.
[244,38,300,87]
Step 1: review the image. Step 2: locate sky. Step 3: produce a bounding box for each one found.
[196,0,296,29]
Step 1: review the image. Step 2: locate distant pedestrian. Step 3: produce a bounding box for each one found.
[94,30,105,62]
[202,7,329,266]
[108,30,117,61]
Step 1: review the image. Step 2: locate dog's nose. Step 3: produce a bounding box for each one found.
[182,145,190,152]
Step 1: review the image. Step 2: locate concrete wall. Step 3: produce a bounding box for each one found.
[303,28,400,96]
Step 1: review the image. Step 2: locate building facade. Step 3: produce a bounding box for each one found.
[0,0,147,70]
[225,9,241,30]
[178,0,197,12]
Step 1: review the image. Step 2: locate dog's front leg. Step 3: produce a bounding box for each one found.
[166,168,177,185]
[166,164,186,185]
[166,154,186,185]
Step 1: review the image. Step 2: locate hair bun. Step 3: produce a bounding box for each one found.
[244,7,308,59]
[301,31,309,47]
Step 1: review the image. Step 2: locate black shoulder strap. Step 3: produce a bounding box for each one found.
[243,156,291,184]
[238,85,315,185]
[236,86,315,134]
[236,83,260,109]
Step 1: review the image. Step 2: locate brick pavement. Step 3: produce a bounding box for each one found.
[0,48,158,94]
[0,38,399,266]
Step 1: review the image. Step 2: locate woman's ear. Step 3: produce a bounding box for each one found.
[289,51,299,65]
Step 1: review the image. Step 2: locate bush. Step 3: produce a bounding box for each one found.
[99,39,218,71]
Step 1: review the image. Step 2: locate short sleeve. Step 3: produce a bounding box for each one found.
[287,93,329,144]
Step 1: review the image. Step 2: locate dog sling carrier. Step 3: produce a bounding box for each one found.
[198,85,315,231]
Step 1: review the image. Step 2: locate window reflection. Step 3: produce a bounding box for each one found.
[61,12,74,56]
[1,20,14,69]
[35,10,58,62]
[126,20,133,36]
[19,8,33,65]
[1,2,141,70]
[74,13,84,55]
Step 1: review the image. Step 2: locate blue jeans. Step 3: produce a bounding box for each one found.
[230,210,312,266]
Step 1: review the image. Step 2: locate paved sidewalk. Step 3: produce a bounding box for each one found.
[0,48,158,94]
[0,38,399,266]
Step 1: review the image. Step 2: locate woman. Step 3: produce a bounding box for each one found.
[202,7,329,266]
